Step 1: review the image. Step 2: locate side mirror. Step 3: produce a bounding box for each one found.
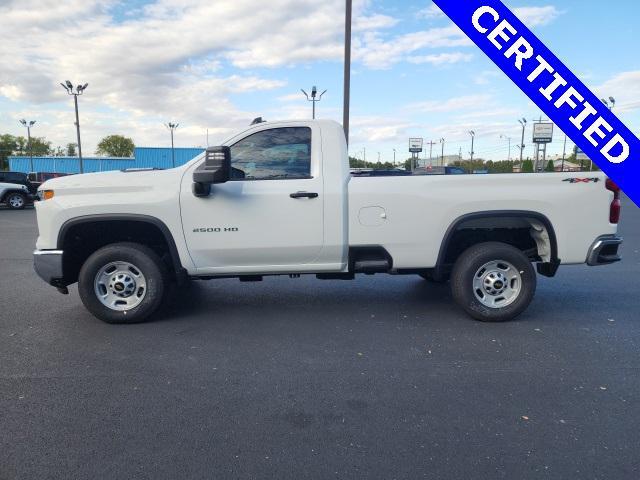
[192,146,231,197]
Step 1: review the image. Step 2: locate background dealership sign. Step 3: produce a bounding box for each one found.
[433,0,639,206]
[532,123,553,144]
[409,138,424,153]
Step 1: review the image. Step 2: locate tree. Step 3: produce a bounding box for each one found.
[96,135,135,157]
[0,134,18,170]
[545,160,555,172]
[522,159,534,173]
[66,143,77,157]
[14,136,52,156]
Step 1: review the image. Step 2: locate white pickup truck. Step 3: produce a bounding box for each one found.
[33,120,623,324]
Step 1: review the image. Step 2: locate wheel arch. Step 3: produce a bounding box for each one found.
[57,214,186,284]
[434,210,559,280]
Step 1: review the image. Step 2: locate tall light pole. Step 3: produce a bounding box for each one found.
[60,81,88,173]
[393,148,396,166]
[301,86,326,119]
[468,130,475,161]
[165,123,179,168]
[19,119,36,173]
[343,0,352,144]
[440,138,445,166]
[518,118,527,162]
[500,134,512,161]
[601,97,616,111]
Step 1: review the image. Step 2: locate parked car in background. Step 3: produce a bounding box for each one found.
[0,171,37,196]
[0,182,30,209]
[27,172,71,191]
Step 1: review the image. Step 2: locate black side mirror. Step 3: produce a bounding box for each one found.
[192,146,231,197]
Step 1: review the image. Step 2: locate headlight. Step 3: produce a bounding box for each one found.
[38,190,55,201]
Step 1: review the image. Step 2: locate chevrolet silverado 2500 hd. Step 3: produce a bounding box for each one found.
[33,120,623,324]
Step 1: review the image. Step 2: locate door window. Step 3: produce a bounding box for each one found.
[229,127,312,180]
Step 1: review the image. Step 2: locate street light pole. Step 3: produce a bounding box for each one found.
[165,123,179,168]
[19,119,36,173]
[468,130,475,161]
[301,86,327,119]
[393,148,396,166]
[518,118,527,163]
[440,138,445,166]
[343,0,352,144]
[60,81,88,173]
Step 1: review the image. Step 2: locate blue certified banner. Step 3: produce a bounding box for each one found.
[432,0,639,206]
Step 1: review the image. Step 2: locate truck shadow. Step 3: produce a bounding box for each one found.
[154,276,457,325]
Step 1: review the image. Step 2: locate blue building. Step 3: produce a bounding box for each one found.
[8,147,205,174]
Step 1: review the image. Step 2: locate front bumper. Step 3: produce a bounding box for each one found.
[33,250,64,286]
[587,235,623,266]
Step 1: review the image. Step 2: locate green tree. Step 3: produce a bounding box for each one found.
[14,136,52,156]
[96,135,135,157]
[0,134,18,170]
[545,160,555,172]
[522,159,534,173]
[66,143,77,157]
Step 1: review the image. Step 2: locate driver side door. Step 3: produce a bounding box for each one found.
[180,125,325,273]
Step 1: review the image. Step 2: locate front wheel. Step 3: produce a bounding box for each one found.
[78,242,168,324]
[450,242,536,322]
[6,192,26,210]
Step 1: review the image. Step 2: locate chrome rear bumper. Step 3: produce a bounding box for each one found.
[587,236,623,266]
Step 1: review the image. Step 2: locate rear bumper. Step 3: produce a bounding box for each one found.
[33,250,64,286]
[587,235,623,266]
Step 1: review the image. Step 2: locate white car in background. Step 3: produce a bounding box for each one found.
[0,182,29,210]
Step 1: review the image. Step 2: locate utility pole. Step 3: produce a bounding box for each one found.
[343,0,352,144]
[426,140,436,163]
[500,135,511,161]
[60,81,88,173]
[440,138,445,166]
[165,123,179,168]
[301,86,327,119]
[561,134,567,172]
[469,130,475,161]
[393,148,396,166]
[518,118,527,163]
[19,119,36,173]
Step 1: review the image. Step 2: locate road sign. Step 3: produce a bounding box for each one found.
[533,123,554,144]
[409,138,423,153]
[576,147,589,161]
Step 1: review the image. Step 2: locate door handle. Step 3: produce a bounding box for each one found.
[290,191,319,199]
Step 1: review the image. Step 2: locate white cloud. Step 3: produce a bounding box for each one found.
[593,71,640,114]
[417,4,445,20]
[408,94,493,113]
[355,25,472,69]
[512,6,563,27]
[408,52,473,66]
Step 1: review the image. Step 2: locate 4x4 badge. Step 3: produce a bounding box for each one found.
[563,178,600,184]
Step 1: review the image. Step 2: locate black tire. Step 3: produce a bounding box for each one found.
[78,242,168,324]
[5,192,26,210]
[450,242,536,322]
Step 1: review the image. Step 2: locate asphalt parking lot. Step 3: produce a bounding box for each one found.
[1,197,639,480]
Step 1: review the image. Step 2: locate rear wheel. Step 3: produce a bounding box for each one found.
[6,192,26,210]
[78,242,168,324]
[450,242,536,322]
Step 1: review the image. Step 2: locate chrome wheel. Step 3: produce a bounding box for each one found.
[94,261,147,311]
[8,194,25,208]
[472,260,522,309]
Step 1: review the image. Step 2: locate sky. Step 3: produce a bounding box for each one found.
[1,0,639,163]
